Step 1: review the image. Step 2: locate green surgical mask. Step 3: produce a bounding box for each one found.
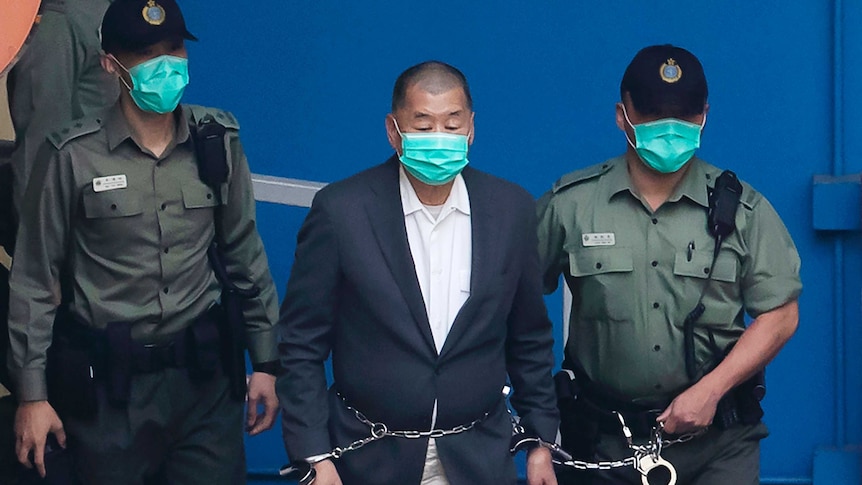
[393,119,470,185]
[622,105,705,174]
[113,54,189,114]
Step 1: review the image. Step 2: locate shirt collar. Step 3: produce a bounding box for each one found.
[605,155,710,208]
[105,102,191,155]
[399,165,471,218]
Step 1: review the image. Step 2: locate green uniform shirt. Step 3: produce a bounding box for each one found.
[8,0,119,210]
[8,103,279,402]
[537,156,802,401]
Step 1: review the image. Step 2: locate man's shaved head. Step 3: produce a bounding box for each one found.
[391,61,473,112]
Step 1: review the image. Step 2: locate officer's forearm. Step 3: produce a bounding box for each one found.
[700,299,799,398]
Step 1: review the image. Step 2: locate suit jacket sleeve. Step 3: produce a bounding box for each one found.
[505,193,560,442]
[277,189,340,460]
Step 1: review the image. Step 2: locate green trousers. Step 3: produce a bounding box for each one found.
[63,368,246,485]
[558,422,768,485]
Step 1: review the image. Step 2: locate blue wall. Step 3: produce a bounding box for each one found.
[179,2,860,483]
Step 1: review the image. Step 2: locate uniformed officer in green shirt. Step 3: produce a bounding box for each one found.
[537,45,801,485]
[7,0,120,213]
[7,0,281,482]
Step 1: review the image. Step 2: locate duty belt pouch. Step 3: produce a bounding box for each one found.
[189,309,221,379]
[554,369,599,461]
[105,321,133,408]
[46,332,98,421]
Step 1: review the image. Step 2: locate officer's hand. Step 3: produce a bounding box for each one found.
[14,400,66,478]
[246,372,278,435]
[657,381,720,434]
[312,459,343,485]
[526,446,557,485]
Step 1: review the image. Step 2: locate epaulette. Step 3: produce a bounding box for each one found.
[552,162,613,193]
[48,117,103,149]
[185,104,240,130]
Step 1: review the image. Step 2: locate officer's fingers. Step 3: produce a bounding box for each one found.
[32,441,47,478]
[15,438,34,468]
[49,412,67,448]
[246,397,259,429]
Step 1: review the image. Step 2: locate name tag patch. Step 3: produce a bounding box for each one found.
[92,175,127,192]
[582,232,615,247]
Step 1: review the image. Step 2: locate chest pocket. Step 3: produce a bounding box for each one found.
[181,182,221,209]
[568,246,634,322]
[83,189,143,219]
[673,249,740,329]
[673,251,737,283]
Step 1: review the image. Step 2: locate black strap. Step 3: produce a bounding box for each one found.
[683,170,742,380]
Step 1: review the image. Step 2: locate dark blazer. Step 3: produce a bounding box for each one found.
[277,157,558,485]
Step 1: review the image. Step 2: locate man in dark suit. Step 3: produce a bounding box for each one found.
[277,61,559,485]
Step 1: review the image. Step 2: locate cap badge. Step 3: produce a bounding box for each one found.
[660,58,682,83]
[142,0,166,26]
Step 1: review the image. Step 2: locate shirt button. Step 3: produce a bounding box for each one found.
[651,218,658,225]
[161,203,167,210]
[651,261,658,267]
[653,344,661,352]
[110,203,117,210]
[206,193,213,200]
[163,247,170,254]
[653,302,660,309]
[595,262,603,269]
[703,267,711,274]
[163,287,170,294]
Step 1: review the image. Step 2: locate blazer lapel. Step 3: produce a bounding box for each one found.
[365,157,437,353]
[439,168,502,360]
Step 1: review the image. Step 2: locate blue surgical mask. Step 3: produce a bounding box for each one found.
[393,119,470,185]
[622,105,705,174]
[114,54,189,114]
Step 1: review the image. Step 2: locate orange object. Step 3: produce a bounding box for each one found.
[0,0,43,76]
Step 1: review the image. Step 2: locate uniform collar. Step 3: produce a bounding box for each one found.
[399,165,471,218]
[105,102,191,154]
[606,155,710,208]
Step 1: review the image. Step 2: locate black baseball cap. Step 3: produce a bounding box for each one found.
[101,0,197,53]
[620,44,708,118]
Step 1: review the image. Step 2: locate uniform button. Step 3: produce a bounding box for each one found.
[163,247,170,254]
[651,261,658,267]
[206,193,213,200]
[161,203,167,210]
[653,302,660,309]
[595,262,603,269]
[110,203,117,210]
[163,287,170,294]
[653,344,661,351]
[705,173,712,180]
[703,267,710,274]
[651,218,658,225]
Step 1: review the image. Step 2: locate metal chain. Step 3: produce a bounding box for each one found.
[545,412,706,471]
[325,399,488,459]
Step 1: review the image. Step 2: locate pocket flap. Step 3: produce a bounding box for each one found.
[82,189,143,218]
[569,247,634,277]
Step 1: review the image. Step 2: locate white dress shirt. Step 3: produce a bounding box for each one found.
[400,166,472,485]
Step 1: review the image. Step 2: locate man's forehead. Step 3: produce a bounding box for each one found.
[401,85,470,114]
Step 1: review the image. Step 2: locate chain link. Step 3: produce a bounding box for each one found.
[548,412,706,471]
[322,398,487,459]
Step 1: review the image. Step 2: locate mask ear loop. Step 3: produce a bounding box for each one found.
[620,104,639,150]
[107,53,134,92]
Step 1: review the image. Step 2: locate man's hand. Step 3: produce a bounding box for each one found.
[15,400,66,478]
[526,446,557,485]
[656,379,721,434]
[312,459,343,485]
[246,372,278,435]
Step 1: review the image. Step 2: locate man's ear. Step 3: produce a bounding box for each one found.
[615,103,627,132]
[385,114,401,154]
